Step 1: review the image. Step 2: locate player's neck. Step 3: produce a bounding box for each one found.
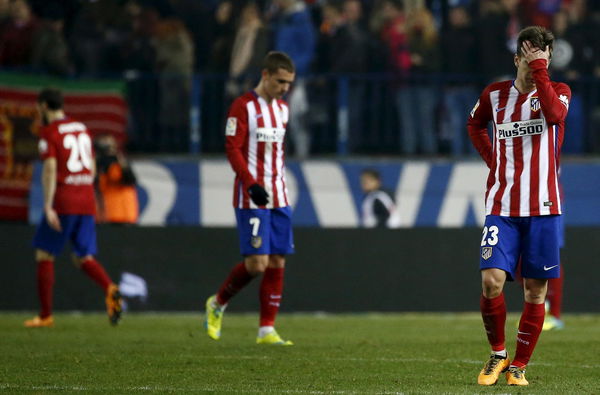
[45,110,66,123]
[255,83,274,103]
[514,78,536,94]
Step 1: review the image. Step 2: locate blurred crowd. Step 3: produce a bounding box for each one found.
[1,0,600,156]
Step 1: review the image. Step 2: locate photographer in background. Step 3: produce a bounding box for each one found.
[94,134,138,225]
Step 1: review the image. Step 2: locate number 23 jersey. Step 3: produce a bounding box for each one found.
[38,117,96,215]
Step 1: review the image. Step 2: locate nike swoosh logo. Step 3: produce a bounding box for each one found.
[544,265,559,271]
[496,107,507,112]
[517,331,531,335]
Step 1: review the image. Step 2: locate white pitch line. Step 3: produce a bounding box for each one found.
[201,354,600,369]
[0,383,404,394]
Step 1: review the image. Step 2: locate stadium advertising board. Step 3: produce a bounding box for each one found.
[29,159,600,227]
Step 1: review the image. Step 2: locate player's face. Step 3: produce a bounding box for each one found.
[360,174,379,192]
[264,68,295,100]
[514,54,534,84]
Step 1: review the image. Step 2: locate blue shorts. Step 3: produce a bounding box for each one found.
[479,215,561,280]
[32,214,97,257]
[235,207,295,256]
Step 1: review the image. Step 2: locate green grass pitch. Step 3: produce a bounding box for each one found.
[1,312,599,394]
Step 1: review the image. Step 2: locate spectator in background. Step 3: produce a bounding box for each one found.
[0,0,38,68]
[396,2,440,155]
[319,0,369,152]
[476,0,517,82]
[226,1,269,100]
[440,5,478,156]
[360,168,400,228]
[272,0,316,159]
[208,0,236,73]
[95,134,138,225]
[68,2,106,76]
[154,15,194,152]
[0,0,11,26]
[31,12,72,76]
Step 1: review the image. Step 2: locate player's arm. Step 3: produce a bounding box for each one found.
[373,197,391,228]
[225,99,268,205]
[467,86,494,168]
[522,41,571,124]
[41,157,61,231]
[530,59,571,124]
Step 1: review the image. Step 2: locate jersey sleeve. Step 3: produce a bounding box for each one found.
[467,85,494,168]
[38,126,57,161]
[224,98,257,189]
[529,59,571,125]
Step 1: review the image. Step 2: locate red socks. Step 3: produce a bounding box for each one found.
[216,262,255,305]
[37,260,55,318]
[480,293,506,351]
[259,267,284,327]
[80,258,112,292]
[513,302,545,367]
[546,267,564,318]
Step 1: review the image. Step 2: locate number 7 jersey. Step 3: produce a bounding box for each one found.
[38,117,96,215]
[468,59,571,217]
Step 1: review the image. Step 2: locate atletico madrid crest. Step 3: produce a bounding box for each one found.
[251,236,262,249]
[482,247,493,260]
[530,97,540,112]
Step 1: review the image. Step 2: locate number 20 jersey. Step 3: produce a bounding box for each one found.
[38,117,96,215]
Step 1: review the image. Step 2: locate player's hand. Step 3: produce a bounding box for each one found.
[248,184,269,206]
[522,40,550,64]
[45,207,62,232]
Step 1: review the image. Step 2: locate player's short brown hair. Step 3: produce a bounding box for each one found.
[361,168,381,181]
[517,26,554,57]
[38,88,63,110]
[263,51,295,74]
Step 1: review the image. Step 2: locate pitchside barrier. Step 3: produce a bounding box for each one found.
[1,225,599,313]
[28,159,600,227]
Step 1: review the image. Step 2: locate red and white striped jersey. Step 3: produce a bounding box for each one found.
[225,91,290,209]
[468,59,571,217]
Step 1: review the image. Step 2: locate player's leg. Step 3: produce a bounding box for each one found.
[544,214,565,330]
[256,254,292,345]
[507,215,561,385]
[543,267,564,330]
[25,214,71,327]
[71,215,122,325]
[24,249,57,328]
[477,216,519,385]
[256,206,294,345]
[204,208,271,340]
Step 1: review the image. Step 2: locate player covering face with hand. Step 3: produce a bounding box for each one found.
[204,52,296,345]
[468,26,570,386]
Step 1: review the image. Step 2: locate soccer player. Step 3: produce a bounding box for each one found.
[204,51,295,345]
[468,26,570,386]
[25,88,122,328]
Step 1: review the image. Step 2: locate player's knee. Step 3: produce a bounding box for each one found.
[481,278,503,298]
[244,255,269,274]
[524,279,548,303]
[35,249,54,262]
[268,254,285,268]
[72,254,92,268]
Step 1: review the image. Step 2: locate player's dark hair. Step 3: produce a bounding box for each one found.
[38,88,63,110]
[517,26,554,57]
[361,168,381,180]
[263,51,295,74]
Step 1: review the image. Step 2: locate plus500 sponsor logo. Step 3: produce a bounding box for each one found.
[497,120,544,140]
